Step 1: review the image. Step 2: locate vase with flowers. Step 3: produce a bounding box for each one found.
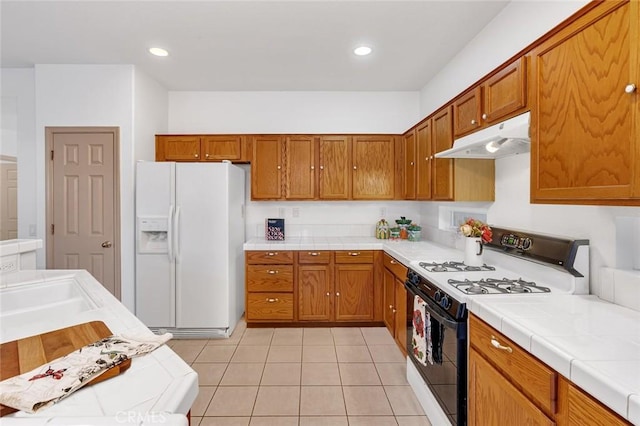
[459,218,492,266]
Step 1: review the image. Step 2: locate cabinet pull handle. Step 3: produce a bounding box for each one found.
[266,298,279,303]
[482,113,488,120]
[308,252,320,256]
[348,252,360,256]
[326,292,330,296]
[268,270,278,274]
[625,83,637,94]
[266,252,278,256]
[336,292,340,297]
[490,336,513,353]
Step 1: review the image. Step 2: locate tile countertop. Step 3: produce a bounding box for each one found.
[245,236,640,424]
[0,269,197,426]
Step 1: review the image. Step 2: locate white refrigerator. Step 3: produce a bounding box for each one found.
[135,161,245,338]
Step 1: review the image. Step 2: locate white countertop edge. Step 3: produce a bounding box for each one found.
[629,394,640,425]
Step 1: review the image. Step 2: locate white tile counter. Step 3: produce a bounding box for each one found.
[0,270,197,425]
[245,236,640,423]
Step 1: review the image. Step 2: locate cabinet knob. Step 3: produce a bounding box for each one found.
[390,260,397,264]
[410,162,414,166]
[482,113,488,120]
[425,157,429,161]
[389,304,393,310]
[326,292,330,297]
[311,166,315,170]
[430,155,434,160]
[309,252,319,256]
[625,83,637,94]
[266,298,279,303]
[348,252,360,256]
[277,165,281,170]
[471,119,477,125]
[336,292,340,297]
[205,153,210,158]
[194,153,199,158]
[353,166,357,170]
[267,270,278,274]
[266,252,278,256]
[392,309,397,313]
[320,165,324,170]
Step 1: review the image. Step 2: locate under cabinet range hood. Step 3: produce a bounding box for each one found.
[435,111,531,159]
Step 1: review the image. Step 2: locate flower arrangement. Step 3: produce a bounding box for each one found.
[460,218,492,243]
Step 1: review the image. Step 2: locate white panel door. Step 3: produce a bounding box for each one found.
[135,161,176,328]
[175,163,229,328]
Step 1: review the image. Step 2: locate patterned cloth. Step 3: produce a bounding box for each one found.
[411,295,432,366]
[0,332,171,413]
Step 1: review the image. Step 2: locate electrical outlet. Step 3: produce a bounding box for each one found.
[292,207,300,218]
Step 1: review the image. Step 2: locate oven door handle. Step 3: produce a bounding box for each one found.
[407,283,459,329]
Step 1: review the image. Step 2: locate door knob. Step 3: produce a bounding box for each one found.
[101,241,112,248]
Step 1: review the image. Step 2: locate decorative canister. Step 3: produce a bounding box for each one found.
[408,225,422,242]
[375,219,389,239]
[395,217,412,240]
[389,227,401,240]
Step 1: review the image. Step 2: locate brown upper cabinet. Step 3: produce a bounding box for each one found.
[403,130,417,199]
[432,106,455,200]
[319,135,351,200]
[155,135,250,162]
[530,0,640,205]
[352,135,396,200]
[453,56,528,138]
[284,135,316,200]
[251,135,284,200]
[415,119,433,200]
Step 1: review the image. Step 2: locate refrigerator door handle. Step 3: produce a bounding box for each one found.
[167,204,175,262]
[174,205,181,263]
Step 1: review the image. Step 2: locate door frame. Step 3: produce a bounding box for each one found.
[44,126,121,298]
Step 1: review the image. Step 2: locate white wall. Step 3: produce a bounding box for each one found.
[1,69,36,239]
[416,1,640,296]
[169,91,419,134]
[35,64,137,310]
[134,69,168,162]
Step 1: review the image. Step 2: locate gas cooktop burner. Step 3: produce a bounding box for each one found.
[419,261,496,273]
[447,277,551,295]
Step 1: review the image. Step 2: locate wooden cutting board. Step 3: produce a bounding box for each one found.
[0,321,132,416]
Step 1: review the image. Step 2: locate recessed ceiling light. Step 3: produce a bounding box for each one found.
[149,47,169,57]
[353,46,372,56]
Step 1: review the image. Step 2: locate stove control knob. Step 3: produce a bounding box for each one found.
[434,290,442,302]
[522,238,532,250]
[440,296,451,310]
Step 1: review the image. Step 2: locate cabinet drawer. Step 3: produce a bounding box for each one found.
[470,314,557,415]
[383,253,408,280]
[247,293,294,320]
[246,251,294,265]
[246,265,294,291]
[298,251,332,264]
[335,250,374,264]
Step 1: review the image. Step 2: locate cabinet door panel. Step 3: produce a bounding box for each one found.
[393,278,407,355]
[298,265,332,321]
[383,268,395,332]
[403,130,417,199]
[531,2,637,201]
[453,87,482,137]
[334,264,374,321]
[252,136,283,199]
[319,136,350,199]
[352,136,395,200]
[285,135,316,199]
[416,120,432,200]
[156,136,201,161]
[469,349,555,426]
[201,135,242,161]
[483,57,527,124]
[432,107,454,201]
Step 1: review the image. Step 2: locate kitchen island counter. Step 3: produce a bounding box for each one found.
[0,269,197,425]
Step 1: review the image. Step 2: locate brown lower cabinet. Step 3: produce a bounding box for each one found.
[245,250,383,325]
[382,253,408,355]
[469,314,631,425]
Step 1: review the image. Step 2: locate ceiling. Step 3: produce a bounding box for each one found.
[1,1,510,91]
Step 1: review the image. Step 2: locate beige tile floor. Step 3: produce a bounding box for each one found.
[168,319,432,426]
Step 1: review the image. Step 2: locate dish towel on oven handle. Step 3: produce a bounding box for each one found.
[0,332,172,414]
[412,295,433,365]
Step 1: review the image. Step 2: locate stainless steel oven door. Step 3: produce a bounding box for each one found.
[405,281,467,426]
